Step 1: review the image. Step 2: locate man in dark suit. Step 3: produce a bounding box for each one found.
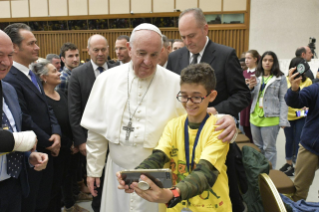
[3,23,61,212]
[0,29,49,212]
[167,8,250,118]
[68,34,119,212]
[167,9,250,212]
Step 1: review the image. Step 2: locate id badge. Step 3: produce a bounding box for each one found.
[181,208,193,212]
[259,97,263,108]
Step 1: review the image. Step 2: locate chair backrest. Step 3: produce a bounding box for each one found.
[259,173,287,212]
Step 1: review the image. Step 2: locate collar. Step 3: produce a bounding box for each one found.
[91,60,108,71]
[62,66,72,76]
[129,61,156,81]
[13,61,30,78]
[247,68,256,73]
[189,36,209,61]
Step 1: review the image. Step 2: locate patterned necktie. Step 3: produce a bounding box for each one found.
[97,67,104,74]
[2,111,23,178]
[190,53,200,65]
[29,70,40,92]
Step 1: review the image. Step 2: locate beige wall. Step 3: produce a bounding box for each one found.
[1,0,247,18]
[249,0,319,59]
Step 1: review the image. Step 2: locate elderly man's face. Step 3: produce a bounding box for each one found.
[0,32,14,80]
[179,13,208,54]
[129,30,162,79]
[88,35,109,67]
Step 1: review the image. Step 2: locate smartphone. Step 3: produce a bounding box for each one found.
[250,74,256,79]
[120,169,173,188]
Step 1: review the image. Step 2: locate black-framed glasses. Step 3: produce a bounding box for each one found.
[176,91,209,104]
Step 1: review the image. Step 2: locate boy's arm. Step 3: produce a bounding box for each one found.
[176,159,219,200]
[135,150,170,169]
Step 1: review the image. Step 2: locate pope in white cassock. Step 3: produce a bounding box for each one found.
[81,23,236,212]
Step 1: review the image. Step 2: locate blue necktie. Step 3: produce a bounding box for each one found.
[29,70,40,92]
[97,67,104,74]
[2,111,23,178]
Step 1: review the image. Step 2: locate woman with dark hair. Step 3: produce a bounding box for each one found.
[249,51,290,169]
[279,57,312,176]
[240,49,260,142]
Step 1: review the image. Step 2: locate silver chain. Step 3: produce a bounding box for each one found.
[126,67,155,121]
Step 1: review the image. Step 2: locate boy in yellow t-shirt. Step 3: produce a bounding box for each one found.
[117,63,231,211]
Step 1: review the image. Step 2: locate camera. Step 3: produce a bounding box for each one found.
[308,37,316,58]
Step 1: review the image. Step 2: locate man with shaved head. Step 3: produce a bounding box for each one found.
[81,23,237,212]
[68,34,119,212]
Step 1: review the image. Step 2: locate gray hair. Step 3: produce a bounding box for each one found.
[46,54,60,62]
[162,35,170,48]
[87,34,108,48]
[31,60,50,82]
[179,8,207,28]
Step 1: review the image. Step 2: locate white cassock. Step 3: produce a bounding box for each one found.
[81,62,185,212]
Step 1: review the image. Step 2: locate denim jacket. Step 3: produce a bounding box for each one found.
[250,75,290,127]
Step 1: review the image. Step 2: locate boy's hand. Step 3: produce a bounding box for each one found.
[129,175,174,204]
[116,172,134,193]
[215,115,236,142]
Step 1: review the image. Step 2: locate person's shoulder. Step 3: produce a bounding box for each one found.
[2,81,16,92]
[72,62,92,74]
[157,65,180,80]
[209,41,235,54]
[166,114,188,128]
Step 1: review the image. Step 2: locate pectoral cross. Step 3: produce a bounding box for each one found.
[123,119,134,141]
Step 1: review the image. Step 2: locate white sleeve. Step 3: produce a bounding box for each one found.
[12,131,37,152]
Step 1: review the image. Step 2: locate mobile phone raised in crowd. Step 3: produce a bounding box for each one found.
[120,169,173,189]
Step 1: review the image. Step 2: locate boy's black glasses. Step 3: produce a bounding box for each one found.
[176,91,208,104]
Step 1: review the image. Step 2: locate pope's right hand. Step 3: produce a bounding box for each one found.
[87,176,100,197]
[116,172,134,193]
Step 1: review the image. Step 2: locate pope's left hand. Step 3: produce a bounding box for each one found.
[129,175,174,204]
[29,152,48,171]
[215,115,236,142]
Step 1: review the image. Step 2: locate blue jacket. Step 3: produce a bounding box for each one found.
[250,75,290,127]
[285,83,319,156]
[2,81,30,197]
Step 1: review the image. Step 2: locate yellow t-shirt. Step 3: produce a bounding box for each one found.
[154,114,231,212]
[286,77,312,121]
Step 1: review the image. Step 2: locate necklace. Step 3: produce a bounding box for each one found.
[122,67,155,142]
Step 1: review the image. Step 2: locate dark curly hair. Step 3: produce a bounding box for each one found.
[180,63,216,94]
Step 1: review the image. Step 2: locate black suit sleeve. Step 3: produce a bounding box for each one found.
[213,50,251,116]
[9,82,52,147]
[68,71,87,146]
[0,129,15,152]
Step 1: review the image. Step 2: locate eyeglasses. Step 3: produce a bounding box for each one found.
[176,91,209,104]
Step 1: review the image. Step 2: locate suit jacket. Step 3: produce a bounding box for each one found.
[2,81,30,197]
[4,66,61,153]
[68,61,119,146]
[167,40,251,117]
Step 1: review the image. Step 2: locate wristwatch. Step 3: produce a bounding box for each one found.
[166,187,181,208]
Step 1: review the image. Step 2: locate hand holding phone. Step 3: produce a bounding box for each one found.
[249,74,257,89]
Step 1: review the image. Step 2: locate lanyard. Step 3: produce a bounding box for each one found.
[260,75,272,92]
[184,114,210,172]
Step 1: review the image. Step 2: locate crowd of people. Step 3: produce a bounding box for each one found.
[0,6,318,212]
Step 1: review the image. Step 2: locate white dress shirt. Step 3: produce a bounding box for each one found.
[91,60,108,78]
[189,36,210,64]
